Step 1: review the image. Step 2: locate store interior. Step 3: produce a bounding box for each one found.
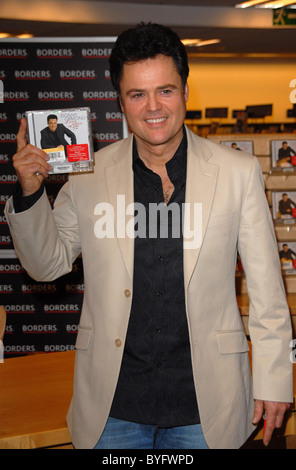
[1,0,296,133]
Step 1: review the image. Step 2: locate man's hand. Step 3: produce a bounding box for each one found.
[252,399,291,446]
[12,118,52,197]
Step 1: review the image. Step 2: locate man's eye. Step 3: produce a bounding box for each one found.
[132,93,144,99]
[161,89,172,95]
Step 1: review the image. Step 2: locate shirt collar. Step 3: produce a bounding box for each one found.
[132,126,187,184]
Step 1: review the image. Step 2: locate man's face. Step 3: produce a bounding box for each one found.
[48,119,58,132]
[119,54,188,154]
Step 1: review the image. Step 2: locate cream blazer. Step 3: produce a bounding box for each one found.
[5,127,293,449]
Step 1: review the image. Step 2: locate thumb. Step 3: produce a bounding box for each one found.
[252,399,264,425]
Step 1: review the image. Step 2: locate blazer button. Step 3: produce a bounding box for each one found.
[115,338,122,348]
[124,289,131,298]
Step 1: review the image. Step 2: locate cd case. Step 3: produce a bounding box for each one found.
[26,108,94,174]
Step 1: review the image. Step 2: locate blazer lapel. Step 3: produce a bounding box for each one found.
[103,129,218,287]
[105,135,135,281]
[183,128,219,291]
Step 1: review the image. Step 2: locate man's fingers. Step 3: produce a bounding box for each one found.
[262,402,290,446]
[252,399,264,425]
[12,122,51,196]
[16,118,28,152]
[13,146,51,174]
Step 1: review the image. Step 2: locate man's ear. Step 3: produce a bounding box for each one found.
[119,96,124,113]
[184,83,189,103]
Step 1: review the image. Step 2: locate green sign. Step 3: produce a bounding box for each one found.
[273,8,296,26]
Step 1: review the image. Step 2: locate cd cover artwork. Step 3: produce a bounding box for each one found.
[278,241,296,272]
[221,140,254,155]
[26,108,94,174]
[271,139,296,169]
[272,191,296,220]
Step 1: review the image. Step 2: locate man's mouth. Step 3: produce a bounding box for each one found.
[145,117,167,124]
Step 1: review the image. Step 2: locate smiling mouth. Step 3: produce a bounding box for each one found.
[145,117,167,124]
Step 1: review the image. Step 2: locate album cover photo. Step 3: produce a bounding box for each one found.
[272,191,296,220]
[278,241,296,271]
[26,107,94,174]
[221,140,254,155]
[271,140,296,169]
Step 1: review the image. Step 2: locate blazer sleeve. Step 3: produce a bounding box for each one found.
[62,124,77,145]
[5,180,81,282]
[40,128,52,149]
[238,156,293,403]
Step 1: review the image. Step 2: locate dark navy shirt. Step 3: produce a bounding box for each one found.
[110,131,200,427]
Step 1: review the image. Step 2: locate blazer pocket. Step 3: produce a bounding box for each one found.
[216,330,249,355]
[207,212,234,229]
[75,326,93,350]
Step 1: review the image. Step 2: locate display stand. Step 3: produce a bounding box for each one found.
[207,133,296,337]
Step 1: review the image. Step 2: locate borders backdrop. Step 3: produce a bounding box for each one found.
[0,37,126,357]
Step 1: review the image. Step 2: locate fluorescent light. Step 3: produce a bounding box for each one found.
[235,0,268,7]
[181,39,201,46]
[236,0,296,6]
[17,33,34,38]
[196,39,221,47]
[256,0,296,7]
[181,39,221,47]
[0,32,33,38]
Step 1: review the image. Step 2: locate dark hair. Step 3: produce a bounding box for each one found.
[47,114,58,122]
[109,22,189,96]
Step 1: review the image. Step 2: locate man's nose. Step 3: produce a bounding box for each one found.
[146,93,161,112]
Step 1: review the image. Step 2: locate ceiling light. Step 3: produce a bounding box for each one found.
[181,39,201,46]
[182,39,221,47]
[16,33,34,38]
[236,0,296,6]
[235,0,269,7]
[0,32,34,39]
[196,39,221,47]
[256,0,296,7]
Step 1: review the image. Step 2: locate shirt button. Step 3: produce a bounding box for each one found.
[124,289,131,298]
[115,338,122,348]
[156,291,162,297]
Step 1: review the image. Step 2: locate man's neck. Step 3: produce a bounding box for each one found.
[135,130,184,175]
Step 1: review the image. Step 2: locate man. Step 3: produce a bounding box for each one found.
[40,114,77,156]
[278,193,296,218]
[231,142,241,151]
[277,141,296,167]
[280,244,296,261]
[5,23,292,449]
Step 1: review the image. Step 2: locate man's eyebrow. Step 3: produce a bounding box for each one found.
[126,84,178,95]
[126,88,144,95]
[158,84,178,90]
